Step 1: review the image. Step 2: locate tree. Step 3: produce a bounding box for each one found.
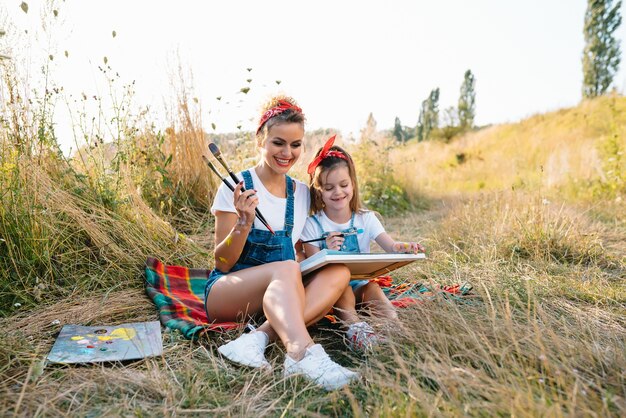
[458,69,476,129]
[392,116,404,142]
[416,88,439,141]
[360,112,378,143]
[582,0,622,98]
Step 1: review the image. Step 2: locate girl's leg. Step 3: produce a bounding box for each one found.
[332,286,361,324]
[206,260,311,357]
[354,282,398,321]
[302,264,353,326]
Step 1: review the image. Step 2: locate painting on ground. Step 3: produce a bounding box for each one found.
[47,321,163,364]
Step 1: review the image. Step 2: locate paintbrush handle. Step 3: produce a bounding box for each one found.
[302,233,348,244]
[208,146,275,234]
[301,236,328,244]
[301,229,364,244]
[219,163,273,229]
[229,173,273,229]
[203,156,236,192]
[204,155,271,229]
[214,153,241,186]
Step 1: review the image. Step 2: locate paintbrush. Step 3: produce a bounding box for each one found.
[206,144,275,235]
[202,155,235,192]
[301,229,364,244]
[203,154,275,233]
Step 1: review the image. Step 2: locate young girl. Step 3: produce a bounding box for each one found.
[301,135,425,350]
[206,98,358,390]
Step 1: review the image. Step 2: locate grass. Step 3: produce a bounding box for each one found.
[1,51,625,415]
[1,191,624,416]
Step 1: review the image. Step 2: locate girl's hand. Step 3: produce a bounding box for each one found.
[325,232,345,251]
[233,181,258,227]
[392,241,425,254]
[295,240,306,262]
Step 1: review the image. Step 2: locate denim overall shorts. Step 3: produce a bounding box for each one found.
[311,212,368,291]
[204,170,296,305]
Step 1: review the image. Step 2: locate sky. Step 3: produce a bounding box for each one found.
[3,0,626,153]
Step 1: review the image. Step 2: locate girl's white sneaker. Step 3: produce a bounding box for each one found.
[346,321,379,351]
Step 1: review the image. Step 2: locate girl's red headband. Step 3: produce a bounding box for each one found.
[307,135,349,175]
[256,100,303,135]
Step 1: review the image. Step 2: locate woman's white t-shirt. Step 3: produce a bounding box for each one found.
[301,210,386,253]
[210,169,310,247]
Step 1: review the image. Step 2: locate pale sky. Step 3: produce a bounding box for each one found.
[3,0,626,153]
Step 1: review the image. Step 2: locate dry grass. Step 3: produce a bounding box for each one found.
[1,190,625,417]
[391,95,626,200]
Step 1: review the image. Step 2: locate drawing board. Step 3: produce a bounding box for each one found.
[300,249,426,279]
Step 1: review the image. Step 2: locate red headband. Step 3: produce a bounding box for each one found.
[256,100,303,135]
[307,135,349,175]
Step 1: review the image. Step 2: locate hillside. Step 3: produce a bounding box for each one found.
[391,95,626,204]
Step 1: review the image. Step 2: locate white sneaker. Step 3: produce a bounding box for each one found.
[283,344,359,390]
[346,322,379,351]
[217,331,271,369]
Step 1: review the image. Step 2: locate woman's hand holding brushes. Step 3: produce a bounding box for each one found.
[203,149,276,235]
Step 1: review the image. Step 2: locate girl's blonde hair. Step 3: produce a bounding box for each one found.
[255,95,305,145]
[309,145,363,215]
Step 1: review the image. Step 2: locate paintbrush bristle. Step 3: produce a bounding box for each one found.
[208,143,221,157]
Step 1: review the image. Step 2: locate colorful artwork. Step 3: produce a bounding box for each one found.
[47,321,163,364]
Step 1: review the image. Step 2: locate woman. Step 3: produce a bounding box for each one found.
[205,96,357,391]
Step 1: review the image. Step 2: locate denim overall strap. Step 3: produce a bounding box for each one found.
[311,214,329,250]
[283,175,295,237]
[241,170,294,236]
[311,214,325,236]
[242,170,255,200]
[343,212,360,253]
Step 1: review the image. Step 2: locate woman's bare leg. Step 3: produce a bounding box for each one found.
[256,264,352,339]
[206,260,312,357]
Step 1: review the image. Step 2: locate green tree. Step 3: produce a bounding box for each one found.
[582,0,622,98]
[458,69,476,129]
[392,116,404,142]
[416,88,439,141]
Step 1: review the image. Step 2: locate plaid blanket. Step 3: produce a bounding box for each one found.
[145,257,240,339]
[145,257,475,339]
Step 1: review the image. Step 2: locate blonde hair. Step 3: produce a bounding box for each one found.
[309,145,363,215]
[256,95,305,145]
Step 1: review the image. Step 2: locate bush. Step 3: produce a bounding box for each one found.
[350,138,411,216]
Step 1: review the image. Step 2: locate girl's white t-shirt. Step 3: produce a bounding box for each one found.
[210,169,310,247]
[301,210,386,253]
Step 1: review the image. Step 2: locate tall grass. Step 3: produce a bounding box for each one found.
[1,16,625,414]
[1,189,624,416]
[0,56,216,314]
